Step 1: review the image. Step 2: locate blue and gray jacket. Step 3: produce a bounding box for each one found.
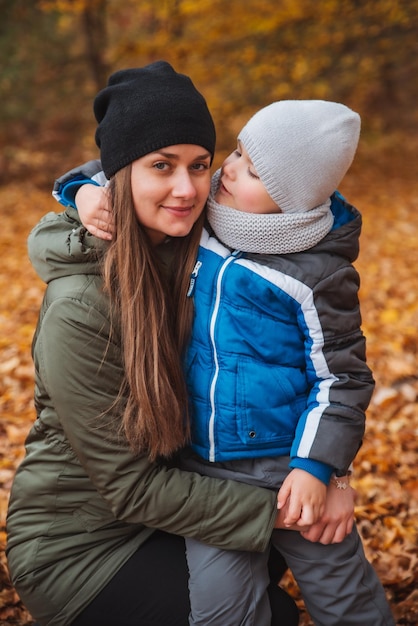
[55,164,374,485]
[185,194,374,484]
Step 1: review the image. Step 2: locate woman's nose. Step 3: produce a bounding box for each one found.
[172,171,197,198]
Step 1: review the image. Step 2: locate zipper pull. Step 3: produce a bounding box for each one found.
[187,260,202,297]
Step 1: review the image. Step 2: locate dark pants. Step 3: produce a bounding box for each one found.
[70,530,298,626]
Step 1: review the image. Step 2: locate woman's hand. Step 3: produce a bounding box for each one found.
[75,184,114,240]
[300,476,356,544]
[274,474,356,544]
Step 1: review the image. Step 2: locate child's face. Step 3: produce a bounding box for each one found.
[215,141,280,214]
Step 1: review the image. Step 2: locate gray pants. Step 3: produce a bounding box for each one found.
[182,453,395,626]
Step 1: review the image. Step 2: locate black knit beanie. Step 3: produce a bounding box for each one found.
[94,61,216,178]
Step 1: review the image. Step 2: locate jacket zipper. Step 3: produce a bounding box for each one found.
[208,251,241,462]
[187,260,203,297]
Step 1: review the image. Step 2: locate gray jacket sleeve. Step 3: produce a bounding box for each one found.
[291,261,374,476]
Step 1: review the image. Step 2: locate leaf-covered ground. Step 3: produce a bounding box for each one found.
[0,136,417,624]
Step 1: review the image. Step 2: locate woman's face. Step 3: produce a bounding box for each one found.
[131,144,212,245]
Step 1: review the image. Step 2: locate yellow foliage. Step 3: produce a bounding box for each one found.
[1,1,418,622]
[1,135,418,623]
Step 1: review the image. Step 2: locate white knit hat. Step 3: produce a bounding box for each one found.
[238,100,360,214]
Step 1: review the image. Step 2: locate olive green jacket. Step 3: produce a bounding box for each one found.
[6,209,277,626]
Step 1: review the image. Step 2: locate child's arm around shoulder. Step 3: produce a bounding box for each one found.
[75,184,113,240]
[52,160,113,239]
[53,159,106,207]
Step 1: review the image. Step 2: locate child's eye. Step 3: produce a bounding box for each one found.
[248,168,260,179]
[234,149,242,157]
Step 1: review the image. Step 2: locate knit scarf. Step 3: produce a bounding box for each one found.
[207,170,334,254]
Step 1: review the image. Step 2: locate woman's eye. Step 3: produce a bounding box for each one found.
[154,162,169,171]
[191,162,210,171]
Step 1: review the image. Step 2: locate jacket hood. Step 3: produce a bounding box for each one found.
[311,192,361,264]
[28,208,108,284]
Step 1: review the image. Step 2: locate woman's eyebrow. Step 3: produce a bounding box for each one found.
[152,150,211,160]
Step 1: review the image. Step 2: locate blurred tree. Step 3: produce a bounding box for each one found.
[39,0,109,89]
[0,0,107,183]
[80,1,109,89]
[0,0,417,184]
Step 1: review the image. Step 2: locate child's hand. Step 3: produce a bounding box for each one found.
[76,184,113,240]
[274,499,310,532]
[300,476,356,544]
[277,469,326,527]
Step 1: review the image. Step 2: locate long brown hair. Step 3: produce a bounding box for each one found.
[103,164,205,461]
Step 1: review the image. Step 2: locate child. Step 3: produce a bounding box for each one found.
[53,100,394,625]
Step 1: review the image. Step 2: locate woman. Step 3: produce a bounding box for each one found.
[7,62,358,626]
[6,61,306,626]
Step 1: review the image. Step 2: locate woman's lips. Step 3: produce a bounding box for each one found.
[163,205,194,217]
